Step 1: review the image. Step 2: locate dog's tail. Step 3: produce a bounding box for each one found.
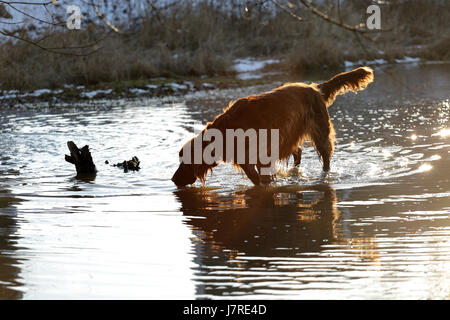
[317,66,374,107]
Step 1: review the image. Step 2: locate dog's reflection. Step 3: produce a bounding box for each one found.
[175,184,380,296]
[175,184,377,259]
[0,191,23,299]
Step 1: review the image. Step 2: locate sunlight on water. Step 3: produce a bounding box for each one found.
[417,163,433,173]
[435,128,450,138]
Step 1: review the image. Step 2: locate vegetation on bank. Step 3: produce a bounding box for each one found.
[0,0,449,91]
[0,75,279,107]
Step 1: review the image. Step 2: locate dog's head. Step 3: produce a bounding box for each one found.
[171,162,197,187]
[172,137,196,187]
[172,136,217,187]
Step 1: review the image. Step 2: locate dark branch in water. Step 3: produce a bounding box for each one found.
[65,141,97,177]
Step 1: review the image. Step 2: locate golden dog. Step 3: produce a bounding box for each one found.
[172,67,374,187]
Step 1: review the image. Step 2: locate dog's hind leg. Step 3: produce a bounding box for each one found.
[311,119,334,172]
[240,164,261,186]
[292,146,302,167]
[312,136,333,171]
[311,100,335,172]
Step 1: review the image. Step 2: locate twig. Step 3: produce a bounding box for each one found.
[0,1,53,5]
[0,29,101,56]
[270,0,302,21]
[299,0,389,34]
[2,1,64,27]
[147,0,164,25]
[352,30,371,57]
[92,2,120,33]
[337,0,342,24]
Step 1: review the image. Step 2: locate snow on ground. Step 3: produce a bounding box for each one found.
[167,83,188,90]
[129,88,148,95]
[233,58,280,80]
[0,88,55,99]
[344,58,388,69]
[202,83,215,89]
[233,58,279,73]
[80,89,112,98]
[0,80,216,101]
[395,56,421,64]
[344,56,421,70]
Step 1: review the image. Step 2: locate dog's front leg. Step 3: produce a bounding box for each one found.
[256,164,275,185]
[292,146,302,167]
[240,164,261,186]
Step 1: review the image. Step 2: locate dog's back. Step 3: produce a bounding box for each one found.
[209,83,324,160]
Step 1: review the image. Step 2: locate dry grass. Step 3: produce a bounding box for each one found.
[0,29,234,90]
[418,37,450,60]
[0,0,449,91]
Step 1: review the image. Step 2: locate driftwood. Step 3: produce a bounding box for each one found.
[65,141,97,176]
[112,156,140,173]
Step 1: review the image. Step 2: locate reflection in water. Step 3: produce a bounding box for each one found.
[175,185,379,298]
[0,190,23,299]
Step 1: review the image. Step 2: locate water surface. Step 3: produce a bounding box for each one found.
[0,63,449,299]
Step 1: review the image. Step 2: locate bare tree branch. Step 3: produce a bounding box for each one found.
[269,0,391,34]
[147,0,164,25]
[0,1,53,5]
[299,0,387,33]
[0,0,115,56]
[300,0,383,33]
[0,29,102,56]
[88,0,120,33]
[270,0,302,21]
[2,1,64,27]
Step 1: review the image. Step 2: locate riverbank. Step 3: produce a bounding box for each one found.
[1,56,448,108]
[0,77,266,107]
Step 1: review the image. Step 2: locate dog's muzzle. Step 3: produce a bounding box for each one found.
[171,163,196,187]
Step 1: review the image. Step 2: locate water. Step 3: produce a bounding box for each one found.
[0,63,449,299]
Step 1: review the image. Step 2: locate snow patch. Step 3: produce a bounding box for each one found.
[129,88,147,94]
[345,56,421,70]
[202,83,215,89]
[1,88,55,99]
[167,83,188,90]
[30,89,52,97]
[344,59,387,69]
[233,58,280,80]
[395,56,421,64]
[80,89,112,98]
[233,58,279,73]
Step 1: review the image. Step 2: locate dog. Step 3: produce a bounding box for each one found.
[172,67,374,187]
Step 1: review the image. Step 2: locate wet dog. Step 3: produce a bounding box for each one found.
[172,67,374,187]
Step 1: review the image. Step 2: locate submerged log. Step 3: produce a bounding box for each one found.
[65,141,97,176]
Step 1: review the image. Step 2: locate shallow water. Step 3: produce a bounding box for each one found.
[0,63,449,299]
